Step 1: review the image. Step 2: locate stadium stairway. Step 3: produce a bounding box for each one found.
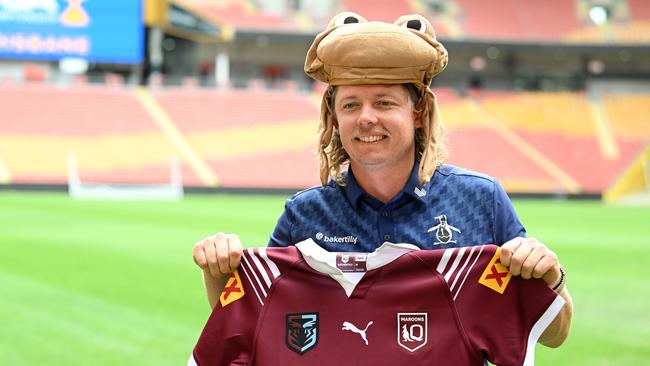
[439,92,577,193]
[151,87,321,189]
[470,90,650,194]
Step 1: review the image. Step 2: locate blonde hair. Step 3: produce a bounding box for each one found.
[320,84,448,186]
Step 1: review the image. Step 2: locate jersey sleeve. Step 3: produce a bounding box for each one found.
[190,248,284,366]
[492,180,526,244]
[436,245,565,366]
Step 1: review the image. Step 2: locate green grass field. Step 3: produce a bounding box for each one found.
[1,191,649,365]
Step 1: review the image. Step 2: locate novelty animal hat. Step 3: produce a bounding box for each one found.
[304,12,448,186]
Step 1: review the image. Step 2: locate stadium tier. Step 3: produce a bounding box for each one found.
[151,87,321,189]
[187,0,299,32]
[0,83,200,186]
[340,0,414,23]
[469,90,649,193]
[183,0,650,43]
[1,82,648,194]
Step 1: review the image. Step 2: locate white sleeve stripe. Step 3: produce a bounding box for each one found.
[188,354,198,366]
[453,245,485,300]
[523,296,566,366]
[436,248,454,273]
[239,260,264,305]
[449,246,476,292]
[259,248,281,279]
[444,247,466,282]
[242,254,267,297]
[248,248,272,287]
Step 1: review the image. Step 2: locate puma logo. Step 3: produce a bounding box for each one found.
[342,321,373,345]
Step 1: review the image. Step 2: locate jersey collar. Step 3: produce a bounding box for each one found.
[295,238,419,297]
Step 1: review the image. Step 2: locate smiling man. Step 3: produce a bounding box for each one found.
[193,11,573,350]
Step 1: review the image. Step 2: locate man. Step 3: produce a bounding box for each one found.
[193,12,573,348]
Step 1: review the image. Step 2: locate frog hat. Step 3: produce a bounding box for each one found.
[305,12,448,186]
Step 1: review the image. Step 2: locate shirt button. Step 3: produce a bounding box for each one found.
[382,211,389,218]
[384,234,391,241]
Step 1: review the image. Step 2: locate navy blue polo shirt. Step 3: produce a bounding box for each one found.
[269,163,525,251]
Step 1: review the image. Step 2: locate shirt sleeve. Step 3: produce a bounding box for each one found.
[454,246,565,366]
[268,200,293,247]
[492,180,526,244]
[190,268,262,365]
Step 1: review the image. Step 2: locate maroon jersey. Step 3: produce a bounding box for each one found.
[189,240,564,366]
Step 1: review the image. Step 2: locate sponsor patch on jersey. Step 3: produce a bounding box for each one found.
[286,312,319,355]
[336,253,367,272]
[397,313,428,352]
[478,248,512,294]
[219,270,245,307]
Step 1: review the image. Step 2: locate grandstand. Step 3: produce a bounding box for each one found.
[0,0,649,201]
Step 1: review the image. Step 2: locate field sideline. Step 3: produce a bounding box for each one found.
[1,191,649,365]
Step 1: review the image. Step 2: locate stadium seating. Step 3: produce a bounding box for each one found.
[152,87,321,188]
[181,0,650,43]
[1,79,648,194]
[340,0,413,22]
[0,83,198,185]
[469,90,649,193]
[185,0,299,31]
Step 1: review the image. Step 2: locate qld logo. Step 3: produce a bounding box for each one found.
[397,313,428,352]
[286,312,319,355]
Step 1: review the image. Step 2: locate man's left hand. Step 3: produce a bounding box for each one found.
[499,237,561,289]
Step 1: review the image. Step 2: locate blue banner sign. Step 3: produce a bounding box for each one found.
[0,0,144,63]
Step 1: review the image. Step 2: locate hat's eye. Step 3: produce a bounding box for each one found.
[334,13,365,26]
[404,19,426,32]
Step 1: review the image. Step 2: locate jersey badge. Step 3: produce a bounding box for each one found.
[286,312,319,355]
[478,248,512,294]
[342,320,373,345]
[397,313,428,352]
[219,270,245,307]
[427,214,461,245]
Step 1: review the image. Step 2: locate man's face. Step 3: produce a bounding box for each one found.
[333,84,421,173]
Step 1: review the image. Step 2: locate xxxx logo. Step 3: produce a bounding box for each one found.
[219,270,245,307]
[478,248,512,294]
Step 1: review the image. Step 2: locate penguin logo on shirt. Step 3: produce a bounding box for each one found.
[427,215,461,245]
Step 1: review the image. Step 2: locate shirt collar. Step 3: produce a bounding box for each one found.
[295,238,419,297]
[343,161,430,208]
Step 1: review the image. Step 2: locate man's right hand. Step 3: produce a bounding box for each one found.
[193,232,244,278]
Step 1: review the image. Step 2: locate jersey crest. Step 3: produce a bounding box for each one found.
[286,312,319,355]
[397,313,428,352]
[478,248,512,294]
[219,270,245,307]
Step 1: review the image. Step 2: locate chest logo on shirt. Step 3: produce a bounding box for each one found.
[342,320,373,345]
[219,270,245,307]
[478,248,512,294]
[286,312,319,355]
[427,214,461,245]
[397,313,428,352]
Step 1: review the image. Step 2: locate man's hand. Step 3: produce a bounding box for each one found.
[499,236,561,288]
[193,232,244,278]
[499,237,572,348]
[193,233,244,309]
